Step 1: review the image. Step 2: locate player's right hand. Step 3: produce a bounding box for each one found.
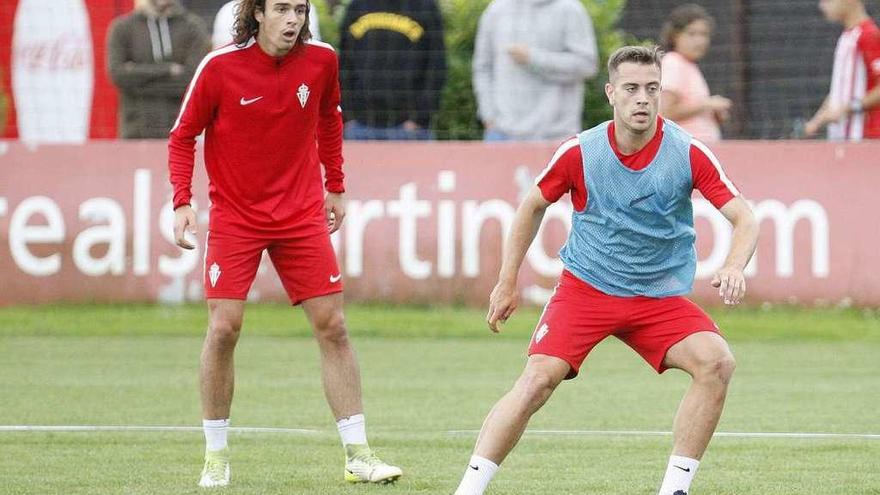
[174,205,197,250]
[803,119,820,137]
[487,281,519,333]
[710,265,746,305]
[707,95,732,112]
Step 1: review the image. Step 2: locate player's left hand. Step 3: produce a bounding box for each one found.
[507,44,530,65]
[325,192,346,234]
[710,266,746,305]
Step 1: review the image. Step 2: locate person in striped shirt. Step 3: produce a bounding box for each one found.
[805,0,880,140]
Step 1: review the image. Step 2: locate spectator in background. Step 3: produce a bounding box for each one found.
[473,0,598,142]
[107,0,210,139]
[339,0,447,140]
[212,0,321,48]
[805,0,880,140]
[659,3,730,142]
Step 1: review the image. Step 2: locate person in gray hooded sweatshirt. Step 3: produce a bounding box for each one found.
[107,0,210,138]
[473,0,598,141]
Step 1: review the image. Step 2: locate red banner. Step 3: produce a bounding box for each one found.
[1,140,878,306]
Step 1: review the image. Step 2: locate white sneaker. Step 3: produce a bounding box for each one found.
[198,448,230,488]
[344,444,403,484]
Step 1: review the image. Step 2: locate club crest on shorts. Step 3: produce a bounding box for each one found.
[534,323,549,343]
[208,262,221,288]
[297,83,310,108]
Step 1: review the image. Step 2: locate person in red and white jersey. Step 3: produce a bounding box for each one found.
[167,0,401,487]
[805,0,880,140]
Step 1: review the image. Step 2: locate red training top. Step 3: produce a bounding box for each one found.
[168,38,344,238]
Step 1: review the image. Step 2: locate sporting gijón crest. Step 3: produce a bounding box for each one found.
[297,83,310,108]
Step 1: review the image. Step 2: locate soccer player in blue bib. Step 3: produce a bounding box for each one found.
[453,45,759,495]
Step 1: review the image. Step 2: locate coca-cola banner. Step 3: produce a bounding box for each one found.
[1,140,878,306]
[1,0,133,141]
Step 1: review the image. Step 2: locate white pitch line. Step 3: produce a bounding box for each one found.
[446,429,880,440]
[0,425,320,434]
[1,426,878,440]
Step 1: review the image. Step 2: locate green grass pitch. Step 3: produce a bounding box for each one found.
[1,304,878,494]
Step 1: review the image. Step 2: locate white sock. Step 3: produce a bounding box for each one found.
[658,455,700,495]
[453,455,499,495]
[337,413,367,446]
[203,418,229,452]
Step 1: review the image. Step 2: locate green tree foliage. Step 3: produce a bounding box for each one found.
[311,0,340,46]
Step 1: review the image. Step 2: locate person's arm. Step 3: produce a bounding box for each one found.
[804,95,832,137]
[168,57,220,249]
[318,52,346,233]
[518,3,598,83]
[856,85,880,114]
[690,142,758,305]
[712,197,758,305]
[660,56,730,121]
[837,32,880,123]
[660,90,731,122]
[486,140,580,331]
[107,18,177,90]
[861,85,880,110]
[472,7,497,128]
[411,0,447,128]
[138,16,211,97]
[486,186,552,332]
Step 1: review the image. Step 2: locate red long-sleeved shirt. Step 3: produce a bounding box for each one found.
[168,38,344,237]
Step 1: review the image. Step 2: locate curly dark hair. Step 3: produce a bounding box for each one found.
[232,0,312,47]
[660,3,715,52]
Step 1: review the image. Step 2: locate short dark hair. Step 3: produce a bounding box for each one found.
[233,0,312,47]
[660,3,715,52]
[607,45,663,79]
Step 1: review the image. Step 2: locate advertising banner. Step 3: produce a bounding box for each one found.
[1,140,878,306]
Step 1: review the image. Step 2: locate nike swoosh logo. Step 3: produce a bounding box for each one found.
[330,274,342,283]
[240,96,263,106]
[468,465,479,471]
[673,465,691,472]
[629,192,656,207]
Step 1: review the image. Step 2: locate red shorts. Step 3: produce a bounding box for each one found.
[203,231,343,305]
[529,270,720,379]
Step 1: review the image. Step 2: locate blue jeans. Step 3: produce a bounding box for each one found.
[344,121,435,140]
[483,128,512,142]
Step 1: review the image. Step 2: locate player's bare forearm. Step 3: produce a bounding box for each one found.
[711,196,758,305]
[805,95,832,134]
[660,91,705,121]
[720,197,758,271]
[497,187,551,285]
[487,187,551,332]
[858,86,880,112]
